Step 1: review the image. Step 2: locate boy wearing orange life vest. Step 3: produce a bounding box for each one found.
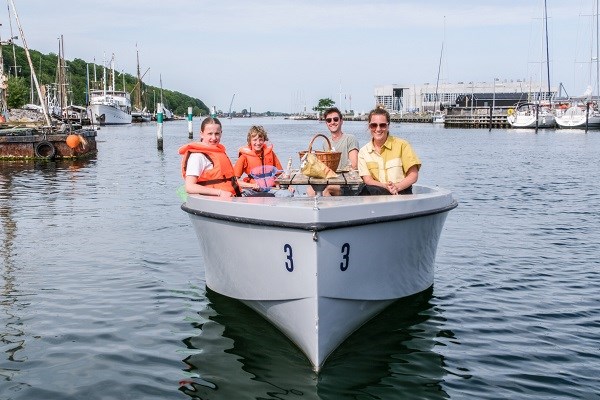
[234,125,294,197]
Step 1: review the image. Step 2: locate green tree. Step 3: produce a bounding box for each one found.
[313,98,335,114]
[7,76,28,108]
[2,44,210,115]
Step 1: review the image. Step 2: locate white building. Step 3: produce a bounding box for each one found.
[374,80,558,113]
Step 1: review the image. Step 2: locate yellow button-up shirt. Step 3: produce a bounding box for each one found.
[358,135,421,183]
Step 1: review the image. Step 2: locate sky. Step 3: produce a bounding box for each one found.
[2,0,598,114]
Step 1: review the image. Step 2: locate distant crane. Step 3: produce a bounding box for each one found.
[228,93,235,119]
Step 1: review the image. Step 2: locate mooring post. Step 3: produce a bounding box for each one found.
[187,106,193,139]
[585,102,590,133]
[535,103,539,133]
[157,102,164,150]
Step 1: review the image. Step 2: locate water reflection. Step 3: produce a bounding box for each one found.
[180,287,455,399]
[0,158,95,384]
[0,165,25,383]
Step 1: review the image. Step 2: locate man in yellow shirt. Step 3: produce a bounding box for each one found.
[358,106,421,195]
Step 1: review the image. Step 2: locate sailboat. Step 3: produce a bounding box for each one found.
[432,20,445,124]
[555,0,600,129]
[155,74,174,121]
[508,0,556,129]
[131,46,151,123]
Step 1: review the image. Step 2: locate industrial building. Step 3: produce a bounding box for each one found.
[374,81,558,113]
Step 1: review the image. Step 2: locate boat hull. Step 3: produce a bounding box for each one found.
[182,185,456,371]
[555,106,600,129]
[131,111,152,123]
[508,114,556,129]
[88,104,132,125]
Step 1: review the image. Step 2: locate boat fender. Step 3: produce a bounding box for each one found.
[507,108,514,116]
[34,141,56,159]
[66,134,80,149]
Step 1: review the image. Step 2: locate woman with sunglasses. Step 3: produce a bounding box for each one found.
[357,106,421,195]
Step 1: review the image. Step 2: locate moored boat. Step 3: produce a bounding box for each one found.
[432,111,445,124]
[88,88,132,125]
[507,103,556,129]
[131,109,152,123]
[87,55,132,126]
[131,46,151,123]
[555,104,600,129]
[181,181,457,371]
[0,126,97,160]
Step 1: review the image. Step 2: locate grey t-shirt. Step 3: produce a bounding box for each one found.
[324,133,359,170]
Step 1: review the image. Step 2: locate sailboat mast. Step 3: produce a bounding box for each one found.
[592,0,600,100]
[543,0,551,98]
[434,17,445,113]
[434,41,443,112]
[102,54,107,96]
[7,2,18,78]
[8,0,51,126]
[0,29,7,115]
[135,46,142,110]
[111,55,116,92]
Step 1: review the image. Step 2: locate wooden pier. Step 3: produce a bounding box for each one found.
[444,114,509,129]
[391,114,432,123]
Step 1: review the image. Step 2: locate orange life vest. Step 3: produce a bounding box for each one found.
[237,144,278,183]
[178,142,237,195]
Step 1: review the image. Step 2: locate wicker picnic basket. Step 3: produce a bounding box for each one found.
[298,134,342,171]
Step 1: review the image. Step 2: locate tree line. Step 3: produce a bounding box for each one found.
[1,44,209,116]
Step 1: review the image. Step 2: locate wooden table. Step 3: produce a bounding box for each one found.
[276,170,363,196]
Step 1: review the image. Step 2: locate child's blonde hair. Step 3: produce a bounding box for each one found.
[247,125,269,144]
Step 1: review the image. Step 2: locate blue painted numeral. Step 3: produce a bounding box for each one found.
[284,244,294,272]
[340,243,350,271]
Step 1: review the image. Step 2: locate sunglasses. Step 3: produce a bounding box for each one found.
[369,122,389,130]
[325,117,340,123]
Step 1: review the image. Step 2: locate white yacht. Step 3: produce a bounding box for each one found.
[507,103,556,129]
[555,104,600,129]
[88,89,132,125]
[87,56,132,125]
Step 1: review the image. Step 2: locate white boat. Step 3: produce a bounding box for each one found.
[507,103,556,129]
[88,89,132,125]
[131,109,151,122]
[555,104,600,129]
[181,182,457,371]
[431,18,446,125]
[87,55,132,125]
[162,106,174,121]
[432,111,445,124]
[556,1,600,129]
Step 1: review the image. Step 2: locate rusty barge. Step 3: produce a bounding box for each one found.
[0,125,97,160]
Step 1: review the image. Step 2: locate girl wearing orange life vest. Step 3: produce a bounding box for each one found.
[179,117,238,197]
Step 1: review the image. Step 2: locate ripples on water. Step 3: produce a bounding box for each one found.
[1,120,599,399]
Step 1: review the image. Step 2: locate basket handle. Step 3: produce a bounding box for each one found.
[307,134,332,152]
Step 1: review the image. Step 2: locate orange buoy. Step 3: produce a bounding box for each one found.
[66,134,80,149]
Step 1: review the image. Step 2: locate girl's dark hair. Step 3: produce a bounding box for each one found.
[200,117,221,132]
